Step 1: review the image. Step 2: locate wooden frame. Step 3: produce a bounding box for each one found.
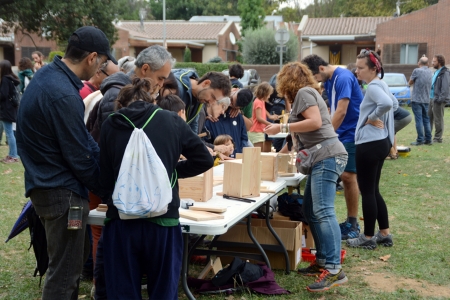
[178,168,213,202]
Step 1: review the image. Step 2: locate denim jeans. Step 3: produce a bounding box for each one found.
[2,121,18,158]
[411,102,432,143]
[302,156,347,270]
[30,188,90,300]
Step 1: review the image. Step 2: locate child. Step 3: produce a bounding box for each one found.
[213,134,235,165]
[158,94,186,121]
[248,82,279,151]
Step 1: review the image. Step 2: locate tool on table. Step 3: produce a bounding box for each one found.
[223,194,256,203]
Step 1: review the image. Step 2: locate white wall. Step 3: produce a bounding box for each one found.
[202,45,218,63]
[301,44,329,62]
[169,48,184,63]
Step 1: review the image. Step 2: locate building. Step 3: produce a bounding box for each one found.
[113,21,241,63]
[189,15,284,34]
[376,0,450,72]
[298,15,391,65]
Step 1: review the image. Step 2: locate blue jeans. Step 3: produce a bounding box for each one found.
[411,102,431,143]
[2,121,18,158]
[303,156,347,270]
[30,188,90,300]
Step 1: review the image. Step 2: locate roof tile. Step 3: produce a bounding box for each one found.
[302,17,392,36]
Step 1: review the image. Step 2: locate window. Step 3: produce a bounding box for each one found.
[400,44,418,64]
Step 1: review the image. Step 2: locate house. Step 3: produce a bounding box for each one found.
[113,21,241,63]
[0,25,57,66]
[189,15,284,34]
[298,15,391,65]
[376,0,450,74]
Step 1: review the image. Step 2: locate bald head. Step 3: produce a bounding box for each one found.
[419,56,428,66]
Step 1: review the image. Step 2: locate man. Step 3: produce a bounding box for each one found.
[302,54,363,240]
[173,69,231,133]
[16,26,117,300]
[204,88,254,155]
[79,60,119,99]
[97,45,174,131]
[429,54,450,143]
[409,55,433,146]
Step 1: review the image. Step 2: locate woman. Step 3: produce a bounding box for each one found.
[18,57,34,93]
[117,55,135,73]
[346,49,396,249]
[98,77,213,299]
[0,60,20,163]
[31,51,46,71]
[265,62,348,292]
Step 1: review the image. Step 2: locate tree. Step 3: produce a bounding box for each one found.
[183,47,192,62]
[242,27,298,64]
[0,0,120,46]
[238,0,266,34]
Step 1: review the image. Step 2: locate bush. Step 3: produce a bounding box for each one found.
[242,27,299,65]
[183,47,192,63]
[207,56,223,63]
[174,62,231,76]
[48,51,65,62]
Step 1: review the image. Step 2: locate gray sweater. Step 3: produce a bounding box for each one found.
[355,80,398,145]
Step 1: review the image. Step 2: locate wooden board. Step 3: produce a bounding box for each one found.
[242,147,261,197]
[179,209,225,221]
[278,173,295,177]
[190,205,227,213]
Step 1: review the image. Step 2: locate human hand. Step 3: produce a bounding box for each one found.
[365,119,384,129]
[214,144,233,154]
[264,123,281,135]
[218,152,234,161]
[228,107,240,118]
[268,113,280,121]
[206,115,219,122]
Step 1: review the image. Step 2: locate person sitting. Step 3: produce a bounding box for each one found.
[158,94,186,121]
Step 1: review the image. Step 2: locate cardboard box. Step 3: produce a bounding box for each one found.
[272,211,291,221]
[178,168,213,202]
[302,222,315,249]
[217,219,302,270]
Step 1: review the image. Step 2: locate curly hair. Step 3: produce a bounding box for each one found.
[301,54,328,75]
[115,77,156,110]
[276,62,320,104]
[18,57,34,71]
[434,54,445,67]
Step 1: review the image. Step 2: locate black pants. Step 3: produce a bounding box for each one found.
[355,138,391,236]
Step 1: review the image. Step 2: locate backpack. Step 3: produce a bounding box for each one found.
[8,81,21,107]
[112,108,177,219]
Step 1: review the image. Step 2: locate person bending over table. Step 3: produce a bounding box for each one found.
[265,62,349,292]
[98,77,213,299]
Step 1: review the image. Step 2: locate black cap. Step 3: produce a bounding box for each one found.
[68,26,117,64]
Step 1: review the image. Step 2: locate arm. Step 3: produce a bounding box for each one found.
[366,83,393,121]
[255,107,271,126]
[331,98,349,131]
[264,105,322,135]
[435,71,450,102]
[409,69,417,86]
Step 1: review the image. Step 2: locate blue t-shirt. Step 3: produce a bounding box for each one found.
[324,67,363,143]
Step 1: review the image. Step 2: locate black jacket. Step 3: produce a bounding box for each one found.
[0,75,20,122]
[97,72,132,131]
[433,66,450,103]
[99,101,214,219]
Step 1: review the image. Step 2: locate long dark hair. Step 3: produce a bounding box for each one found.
[115,77,156,110]
[157,71,178,102]
[0,60,19,80]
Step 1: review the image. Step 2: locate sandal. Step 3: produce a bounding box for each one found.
[385,153,398,160]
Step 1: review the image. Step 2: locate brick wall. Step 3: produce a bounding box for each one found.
[217,23,240,62]
[14,31,58,66]
[376,0,450,65]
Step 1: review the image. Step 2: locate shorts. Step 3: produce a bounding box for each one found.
[343,142,356,173]
[248,132,265,144]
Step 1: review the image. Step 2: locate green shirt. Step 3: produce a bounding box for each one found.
[241,99,253,119]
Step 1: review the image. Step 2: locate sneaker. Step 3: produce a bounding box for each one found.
[424,141,433,145]
[2,156,19,164]
[410,141,424,146]
[346,233,377,250]
[340,221,360,240]
[306,269,348,292]
[374,231,394,247]
[298,262,324,276]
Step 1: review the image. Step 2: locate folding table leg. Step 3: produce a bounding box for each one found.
[181,233,196,300]
[246,216,271,269]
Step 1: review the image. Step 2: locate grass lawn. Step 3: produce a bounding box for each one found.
[1,107,450,299]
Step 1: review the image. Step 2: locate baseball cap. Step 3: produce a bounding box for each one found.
[68,26,118,64]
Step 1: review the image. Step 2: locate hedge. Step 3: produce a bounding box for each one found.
[174,62,232,76]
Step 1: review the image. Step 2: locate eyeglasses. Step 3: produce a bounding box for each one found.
[100,69,109,77]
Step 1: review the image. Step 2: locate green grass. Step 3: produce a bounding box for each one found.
[1,108,450,299]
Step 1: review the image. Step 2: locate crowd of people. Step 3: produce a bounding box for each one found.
[0,24,448,299]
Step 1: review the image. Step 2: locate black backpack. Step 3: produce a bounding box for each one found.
[8,81,21,107]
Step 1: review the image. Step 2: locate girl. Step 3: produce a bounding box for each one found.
[248,82,279,151]
[346,49,396,249]
[0,60,20,163]
[32,51,46,71]
[265,62,348,292]
[212,134,235,165]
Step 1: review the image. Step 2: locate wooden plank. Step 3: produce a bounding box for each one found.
[223,159,243,197]
[189,205,227,213]
[242,147,261,197]
[178,168,213,202]
[212,257,222,275]
[278,154,290,173]
[261,153,278,181]
[197,259,214,279]
[179,210,225,221]
[278,173,295,177]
